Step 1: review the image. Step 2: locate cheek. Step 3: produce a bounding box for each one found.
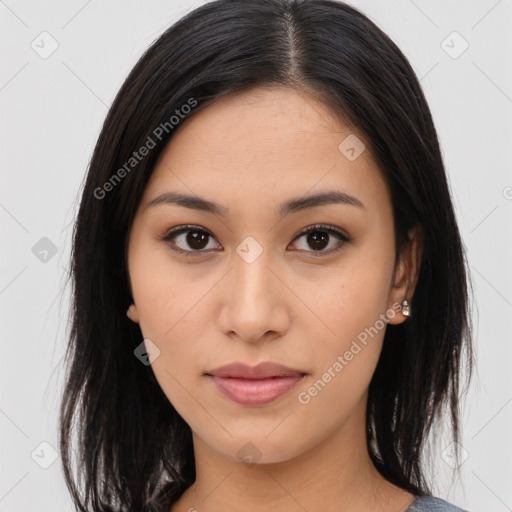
[292,278,389,443]
[130,266,213,426]
[129,236,208,339]
[128,240,219,388]
[307,250,394,350]
[299,240,395,399]
[132,275,214,399]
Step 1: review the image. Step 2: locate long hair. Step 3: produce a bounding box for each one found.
[59,0,473,510]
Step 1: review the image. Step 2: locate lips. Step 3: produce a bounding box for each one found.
[206,361,306,379]
[205,362,307,406]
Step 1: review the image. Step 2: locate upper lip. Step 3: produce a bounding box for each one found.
[206,362,307,379]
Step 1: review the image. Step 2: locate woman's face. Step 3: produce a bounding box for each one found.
[127,86,417,464]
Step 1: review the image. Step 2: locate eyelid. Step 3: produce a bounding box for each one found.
[158,223,351,257]
[289,223,351,257]
[292,223,350,242]
[158,224,220,257]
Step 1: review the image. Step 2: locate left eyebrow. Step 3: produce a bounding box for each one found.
[278,190,365,217]
[145,190,365,218]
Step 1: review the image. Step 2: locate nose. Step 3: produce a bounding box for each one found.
[216,248,290,344]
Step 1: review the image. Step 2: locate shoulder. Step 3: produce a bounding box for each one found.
[406,496,470,512]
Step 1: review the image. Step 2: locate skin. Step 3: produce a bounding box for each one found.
[126,85,422,512]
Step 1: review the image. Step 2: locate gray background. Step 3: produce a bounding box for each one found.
[1,1,511,510]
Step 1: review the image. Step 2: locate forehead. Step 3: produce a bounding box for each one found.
[142,86,390,215]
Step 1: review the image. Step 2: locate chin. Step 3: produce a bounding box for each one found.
[206,432,311,467]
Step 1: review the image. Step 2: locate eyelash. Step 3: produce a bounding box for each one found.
[158,223,351,258]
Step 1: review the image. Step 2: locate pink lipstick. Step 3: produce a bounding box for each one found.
[206,362,306,406]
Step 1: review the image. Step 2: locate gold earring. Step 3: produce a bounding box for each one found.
[401,299,411,317]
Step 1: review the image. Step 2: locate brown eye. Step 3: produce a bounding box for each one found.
[290,224,350,255]
[161,225,220,256]
[182,230,210,250]
[305,230,330,251]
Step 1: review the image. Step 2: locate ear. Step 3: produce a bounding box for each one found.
[126,303,140,324]
[387,225,423,325]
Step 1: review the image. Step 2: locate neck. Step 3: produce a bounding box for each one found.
[170,398,415,512]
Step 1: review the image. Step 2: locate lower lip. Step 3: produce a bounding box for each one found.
[208,374,305,406]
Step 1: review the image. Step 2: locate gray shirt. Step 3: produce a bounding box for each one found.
[406,496,469,511]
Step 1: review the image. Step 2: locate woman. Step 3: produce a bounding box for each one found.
[59,1,473,511]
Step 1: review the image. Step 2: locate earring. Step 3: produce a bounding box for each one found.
[401,299,411,317]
